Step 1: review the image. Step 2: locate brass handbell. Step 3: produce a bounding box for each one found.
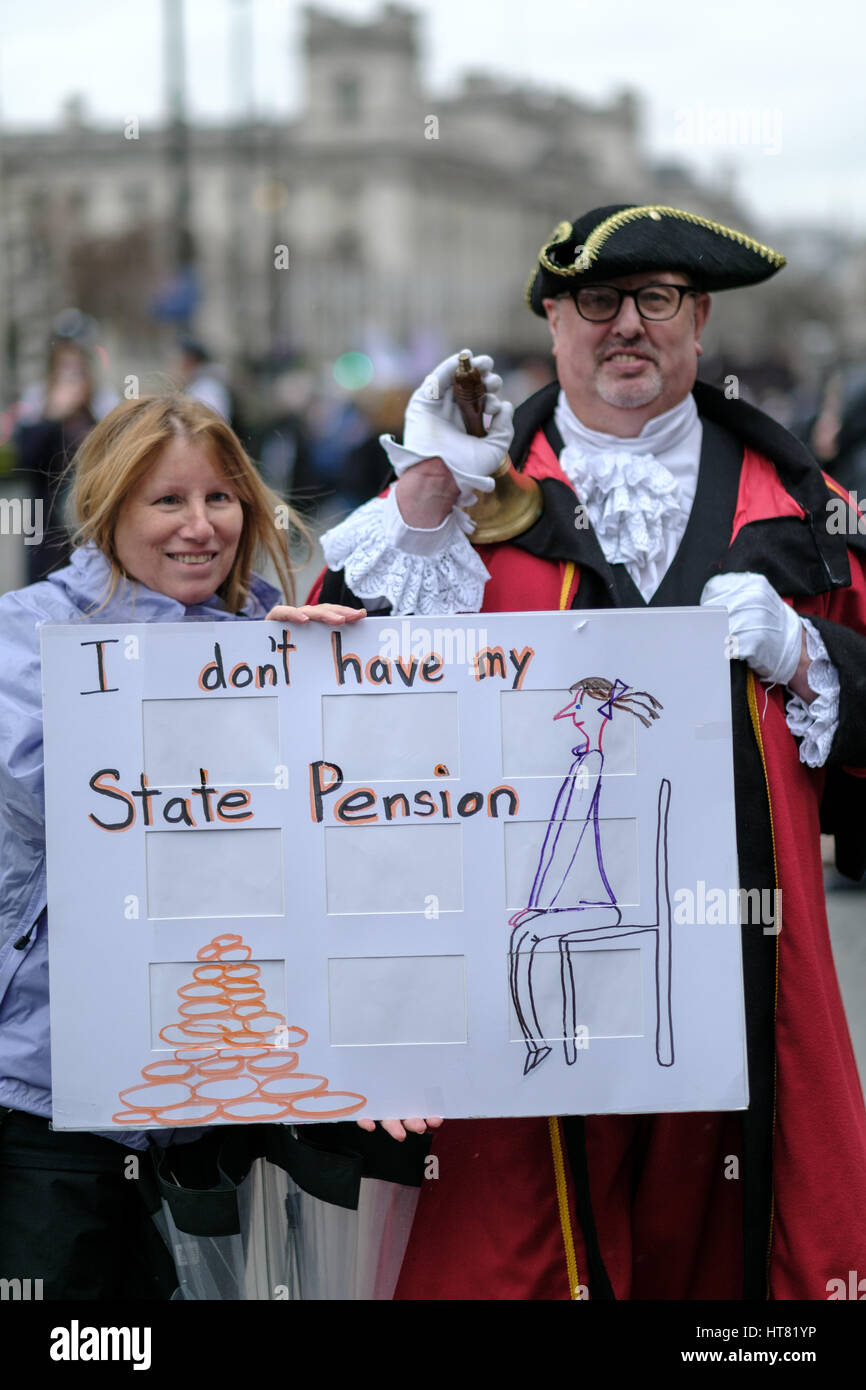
[462,454,543,544]
[452,352,543,544]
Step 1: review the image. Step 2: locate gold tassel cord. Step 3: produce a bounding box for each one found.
[548,1116,582,1299]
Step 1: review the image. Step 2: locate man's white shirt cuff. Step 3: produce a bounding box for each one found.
[785,618,840,767]
[320,488,489,615]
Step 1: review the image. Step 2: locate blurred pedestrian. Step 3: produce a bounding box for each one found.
[175,336,233,424]
[828,376,866,497]
[255,369,315,502]
[339,387,410,510]
[16,331,106,584]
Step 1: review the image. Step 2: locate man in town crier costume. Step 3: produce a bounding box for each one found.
[310,204,866,1300]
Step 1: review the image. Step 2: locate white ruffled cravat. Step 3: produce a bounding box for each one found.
[554,392,702,600]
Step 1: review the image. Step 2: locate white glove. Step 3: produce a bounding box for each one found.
[379,350,515,507]
[700,571,804,685]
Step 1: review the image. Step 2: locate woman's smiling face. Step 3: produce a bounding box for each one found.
[112,436,244,604]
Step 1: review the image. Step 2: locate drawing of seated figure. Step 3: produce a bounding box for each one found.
[509,676,664,1075]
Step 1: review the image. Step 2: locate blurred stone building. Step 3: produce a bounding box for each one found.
[0,2,840,404]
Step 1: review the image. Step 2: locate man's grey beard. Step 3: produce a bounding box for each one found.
[594,360,664,410]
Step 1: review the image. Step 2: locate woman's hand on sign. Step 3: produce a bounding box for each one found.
[357,1117,444,1141]
[265,603,366,624]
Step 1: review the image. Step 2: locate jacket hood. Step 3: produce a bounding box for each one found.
[41,544,282,622]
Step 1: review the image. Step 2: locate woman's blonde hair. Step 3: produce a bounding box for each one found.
[70,393,309,612]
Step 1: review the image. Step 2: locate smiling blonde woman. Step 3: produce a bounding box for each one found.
[0,393,363,1299]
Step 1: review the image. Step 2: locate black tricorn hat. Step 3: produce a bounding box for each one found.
[526,203,786,315]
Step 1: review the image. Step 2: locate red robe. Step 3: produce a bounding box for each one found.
[311,384,866,1300]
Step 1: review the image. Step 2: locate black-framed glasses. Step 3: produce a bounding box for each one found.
[566,283,698,323]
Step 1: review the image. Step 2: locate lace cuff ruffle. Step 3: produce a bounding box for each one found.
[785,618,840,768]
[319,491,490,615]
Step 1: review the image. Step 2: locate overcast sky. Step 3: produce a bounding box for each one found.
[2,0,864,234]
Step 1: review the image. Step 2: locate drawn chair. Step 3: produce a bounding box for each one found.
[511,778,674,1072]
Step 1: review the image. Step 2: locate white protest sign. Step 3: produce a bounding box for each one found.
[41,608,748,1129]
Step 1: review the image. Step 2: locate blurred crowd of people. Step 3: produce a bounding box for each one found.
[4,306,866,597]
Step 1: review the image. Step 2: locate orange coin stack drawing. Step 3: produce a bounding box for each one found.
[113,933,366,1125]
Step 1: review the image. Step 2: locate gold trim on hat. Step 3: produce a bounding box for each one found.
[524,220,575,306]
[527,205,785,302]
